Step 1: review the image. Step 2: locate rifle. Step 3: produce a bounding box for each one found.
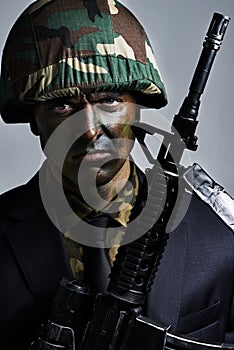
[30,12,231,350]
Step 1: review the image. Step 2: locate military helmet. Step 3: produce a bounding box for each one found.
[0,0,167,123]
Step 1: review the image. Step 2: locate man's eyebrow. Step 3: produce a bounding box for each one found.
[45,97,82,105]
[46,97,69,104]
[87,91,125,101]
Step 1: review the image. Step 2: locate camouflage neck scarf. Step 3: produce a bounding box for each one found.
[63,163,139,279]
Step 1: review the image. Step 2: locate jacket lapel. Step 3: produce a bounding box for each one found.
[5,174,72,305]
[145,221,188,332]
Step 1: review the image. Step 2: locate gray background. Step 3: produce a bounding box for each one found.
[0,0,233,195]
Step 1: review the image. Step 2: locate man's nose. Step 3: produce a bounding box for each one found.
[82,104,102,141]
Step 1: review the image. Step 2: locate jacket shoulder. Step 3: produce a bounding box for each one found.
[0,184,26,216]
[0,173,39,227]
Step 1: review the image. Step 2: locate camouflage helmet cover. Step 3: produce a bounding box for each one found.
[0,0,167,123]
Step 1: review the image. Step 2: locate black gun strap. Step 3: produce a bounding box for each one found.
[82,216,111,293]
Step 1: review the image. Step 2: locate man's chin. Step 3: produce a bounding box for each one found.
[61,166,119,191]
[80,167,119,186]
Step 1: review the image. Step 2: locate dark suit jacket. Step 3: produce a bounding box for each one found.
[0,172,234,349]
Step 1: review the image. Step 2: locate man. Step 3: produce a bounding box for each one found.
[0,0,233,349]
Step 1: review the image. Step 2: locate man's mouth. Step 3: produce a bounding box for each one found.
[72,149,112,162]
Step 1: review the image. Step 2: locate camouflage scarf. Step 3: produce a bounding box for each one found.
[63,163,139,279]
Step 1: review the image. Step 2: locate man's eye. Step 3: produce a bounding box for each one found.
[54,104,72,111]
[104,98,118,105]
[49,104,74,115]
[97,98,121,108]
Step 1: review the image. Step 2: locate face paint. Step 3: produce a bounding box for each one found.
[34,91,137,194]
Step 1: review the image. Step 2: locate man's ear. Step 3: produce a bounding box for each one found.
[30,116,39,136]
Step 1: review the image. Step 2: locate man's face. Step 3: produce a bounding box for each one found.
[33,91,137,191]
